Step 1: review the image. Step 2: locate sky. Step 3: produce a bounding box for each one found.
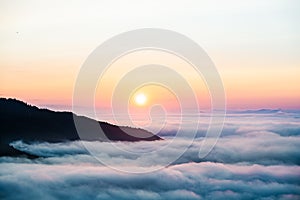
[0,0,300,110]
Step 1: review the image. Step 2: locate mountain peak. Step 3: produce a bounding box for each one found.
[0,98,161,157]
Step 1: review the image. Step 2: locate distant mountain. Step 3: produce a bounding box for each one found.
[0,98,161,157]
[230,109,283,114]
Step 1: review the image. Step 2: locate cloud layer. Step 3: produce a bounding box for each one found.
[9,133,300,167]
[0,162,299,200]
[1,112,300,199]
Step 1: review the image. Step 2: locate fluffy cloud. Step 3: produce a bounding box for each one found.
[0,162,299,200]
[8,134,300,167]
[1,112,300,199]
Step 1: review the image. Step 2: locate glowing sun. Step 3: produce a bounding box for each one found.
[134,93,147,106]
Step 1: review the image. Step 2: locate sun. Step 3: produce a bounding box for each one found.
[134,93,147,106]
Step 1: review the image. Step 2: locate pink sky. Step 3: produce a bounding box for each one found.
[1,0,299,110]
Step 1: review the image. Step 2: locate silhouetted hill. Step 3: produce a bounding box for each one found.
[0,98,161,156]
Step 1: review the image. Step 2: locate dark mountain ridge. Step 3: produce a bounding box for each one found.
[0,98,161,156]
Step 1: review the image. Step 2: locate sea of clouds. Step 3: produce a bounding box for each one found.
[0,111,300,199]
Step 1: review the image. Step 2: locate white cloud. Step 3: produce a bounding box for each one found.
[1,112,300,199]
[0,162,299,200]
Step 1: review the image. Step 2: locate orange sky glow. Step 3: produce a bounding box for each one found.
[1,0,299,112]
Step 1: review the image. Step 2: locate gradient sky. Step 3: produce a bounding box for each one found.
[0,0,300,110]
